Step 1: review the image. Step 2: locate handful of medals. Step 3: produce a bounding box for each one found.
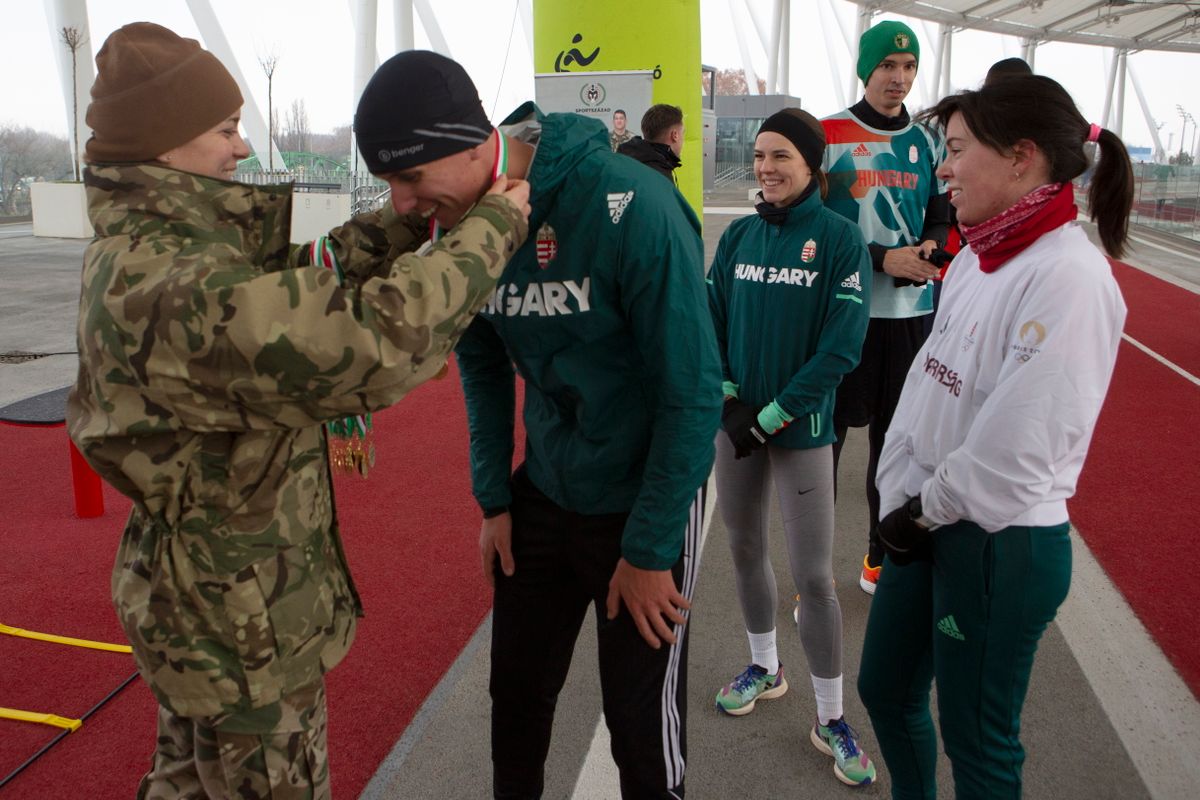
[327,414,375,477]
[309,236,377,478]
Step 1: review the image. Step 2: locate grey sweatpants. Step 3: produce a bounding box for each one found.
[714,437,843,679]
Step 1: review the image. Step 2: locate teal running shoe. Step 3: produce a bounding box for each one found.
[714,663,787,716]
[811,716,876,786]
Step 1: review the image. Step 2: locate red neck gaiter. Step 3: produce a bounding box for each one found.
[960,182,1078,273]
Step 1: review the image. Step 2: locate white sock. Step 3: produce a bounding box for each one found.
[812,674,843,725]
[747,630,779,674]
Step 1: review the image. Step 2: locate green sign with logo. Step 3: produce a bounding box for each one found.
[534,0,703,215]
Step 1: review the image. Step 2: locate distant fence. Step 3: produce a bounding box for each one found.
[232,169,390,215]
[1127,163,1199,243]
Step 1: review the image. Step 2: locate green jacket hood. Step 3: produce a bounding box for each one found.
[501,102,609,211]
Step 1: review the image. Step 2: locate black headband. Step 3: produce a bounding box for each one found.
[757,109,825,171]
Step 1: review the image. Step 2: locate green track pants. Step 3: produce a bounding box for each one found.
[857,520,1071,799]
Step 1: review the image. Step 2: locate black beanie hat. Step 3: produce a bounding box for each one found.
[354,50,492,175]
[757,108,825,171]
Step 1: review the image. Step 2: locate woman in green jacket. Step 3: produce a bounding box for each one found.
[708,109,875,786]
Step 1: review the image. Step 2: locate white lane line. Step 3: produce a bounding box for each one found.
[1122,333,1200,386]
[1128,231,1200,268]
[1056,528,1200,799]
[571,473,718,799]
[703,206,754,216]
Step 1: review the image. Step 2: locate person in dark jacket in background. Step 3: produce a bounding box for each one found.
[619,103,685,183]
[355,51,722,799]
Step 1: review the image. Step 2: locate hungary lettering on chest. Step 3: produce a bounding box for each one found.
[734,263,821,287]
[483,278,592,318]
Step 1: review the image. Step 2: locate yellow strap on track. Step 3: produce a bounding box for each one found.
[0,622,132,654]
[0,707,82,732]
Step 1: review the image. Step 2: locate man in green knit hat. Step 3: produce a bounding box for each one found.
[821,20,951,596]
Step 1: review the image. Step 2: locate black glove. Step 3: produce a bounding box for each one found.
[721,400,769,459]
[875,497,934,566]
[894,247,954,287]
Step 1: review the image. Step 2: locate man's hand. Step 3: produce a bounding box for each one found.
[485,175,532,220]
[479,512,515,586]
[606,559,689,649]
[882,244,941,284]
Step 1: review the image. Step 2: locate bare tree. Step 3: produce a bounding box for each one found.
[282,99,311,153]
[258,51,280,171]
[711,68,766,96]
[0,125,72,216]
[307,124,351,167]
[59,26,88,181]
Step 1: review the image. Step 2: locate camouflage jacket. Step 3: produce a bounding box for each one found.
[67,164,526,719]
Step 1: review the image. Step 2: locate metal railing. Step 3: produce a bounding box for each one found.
[1127,163,1199,243]
[231,169,386,199]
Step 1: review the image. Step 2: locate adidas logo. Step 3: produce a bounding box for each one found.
[608,190,634,224]
[851,143,872,158]
[840,271,862,291]
[937,615,965,641]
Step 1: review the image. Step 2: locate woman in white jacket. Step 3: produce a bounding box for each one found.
[857,74,1131,799]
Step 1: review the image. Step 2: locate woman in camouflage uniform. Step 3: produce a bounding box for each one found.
[66,22,529,799]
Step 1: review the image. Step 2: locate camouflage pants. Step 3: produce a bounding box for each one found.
[137,681,330,800]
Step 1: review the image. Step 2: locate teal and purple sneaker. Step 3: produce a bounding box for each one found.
[714,663,788,716]
[811,716,876,786]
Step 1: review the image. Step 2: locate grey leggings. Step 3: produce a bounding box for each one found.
[714,436,843,679]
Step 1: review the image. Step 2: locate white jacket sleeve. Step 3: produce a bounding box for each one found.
[921,255,1126,531]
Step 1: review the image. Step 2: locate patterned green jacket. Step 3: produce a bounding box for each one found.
[67,164,526,718]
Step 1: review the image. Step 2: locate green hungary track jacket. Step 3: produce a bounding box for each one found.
[708,188,871,448]
[455,103,723,570]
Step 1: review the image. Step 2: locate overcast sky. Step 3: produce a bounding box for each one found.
[3,0,1197,154]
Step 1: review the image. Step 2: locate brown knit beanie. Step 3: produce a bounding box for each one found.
[85,22,243,164]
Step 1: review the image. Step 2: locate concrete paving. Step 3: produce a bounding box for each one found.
[3,207,1198,799]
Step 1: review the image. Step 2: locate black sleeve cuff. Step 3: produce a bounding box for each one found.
[482,506,510,519]
[868,243,888,272]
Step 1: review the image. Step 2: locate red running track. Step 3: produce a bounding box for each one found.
[2,257,1196,796]
[1070,258,1200,698]
[0,362,523,798]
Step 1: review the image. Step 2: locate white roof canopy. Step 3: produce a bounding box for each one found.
[862,1,1200,53]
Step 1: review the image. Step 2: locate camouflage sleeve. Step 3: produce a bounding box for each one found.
[290,204,433,284]
[81,194,527,432]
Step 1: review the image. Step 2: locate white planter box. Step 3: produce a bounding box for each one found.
[31,181,92,239]
[290,194,352,245]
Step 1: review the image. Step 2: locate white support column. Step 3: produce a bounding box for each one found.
[518,0,534,64]
[1021,37,1038,71]
[185,0,281,168]
[918,20,940,105]
[815,0,846,109]
[394,0,414,52]
[350,0,379,173]
[928,24,948,104]
[44,0,95,180]
[766,0,781,95]
[413,0,451,55]
[1100,48,1118,128]
[1127,62,1165,160]
[848,6,873,109]
[1114,48,1128,138]
[741,0,772,55]
[779,0,790,97]
[728,0,761,95]
[939,27,954,99]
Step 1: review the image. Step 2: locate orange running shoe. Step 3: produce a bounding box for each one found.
[859,554,881,595]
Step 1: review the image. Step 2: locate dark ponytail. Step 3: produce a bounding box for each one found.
[919,75,1134,258]
[1087,128,1134,258]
